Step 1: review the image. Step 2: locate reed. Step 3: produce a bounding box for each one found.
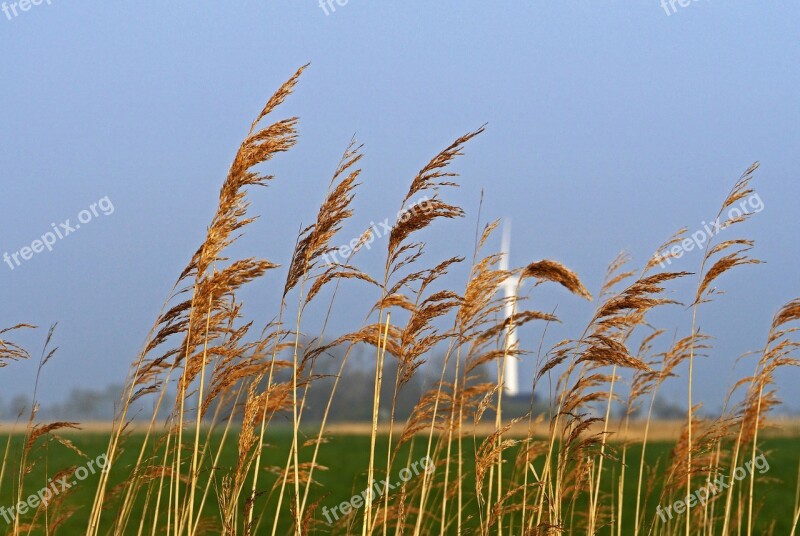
[2,68,798,535]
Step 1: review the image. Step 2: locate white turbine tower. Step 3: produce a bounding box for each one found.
[500,219,520,396]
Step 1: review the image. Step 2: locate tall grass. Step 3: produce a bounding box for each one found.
[2,67,799,535]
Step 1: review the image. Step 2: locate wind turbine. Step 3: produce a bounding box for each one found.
[499,219,520,396]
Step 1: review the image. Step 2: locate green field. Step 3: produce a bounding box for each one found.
[0,432,796,534]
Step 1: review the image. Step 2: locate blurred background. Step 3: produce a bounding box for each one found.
[1,1,798,418]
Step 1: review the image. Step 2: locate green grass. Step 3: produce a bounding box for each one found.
[0,432,797,534]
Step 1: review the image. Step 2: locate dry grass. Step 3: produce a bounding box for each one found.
[2,67,799,535]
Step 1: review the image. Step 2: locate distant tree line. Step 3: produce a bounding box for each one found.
[5,343,748,423]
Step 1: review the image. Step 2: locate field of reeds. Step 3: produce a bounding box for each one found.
[1,67,799,535]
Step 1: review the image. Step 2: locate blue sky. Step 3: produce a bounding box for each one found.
[1,1,798,411]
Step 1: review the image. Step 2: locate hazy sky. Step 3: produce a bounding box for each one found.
[1,2,798,412]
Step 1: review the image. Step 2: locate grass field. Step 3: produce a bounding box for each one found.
[1,431,797,534]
